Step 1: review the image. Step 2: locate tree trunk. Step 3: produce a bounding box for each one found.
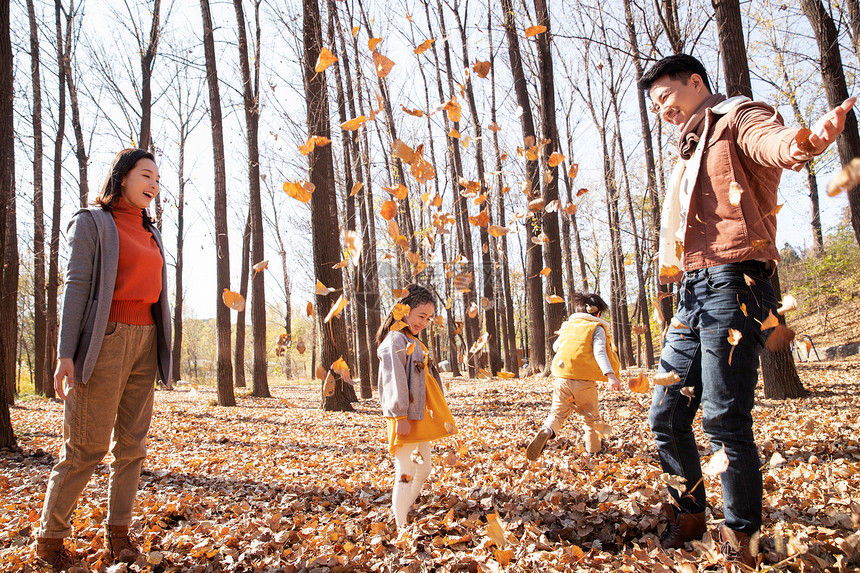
[138,0,160,152]
[199,0,234,405]
[501,0,545,372]
[28,0,47,396]
[714,0,804,398]
[303,0,352,411]
[62,4,89,209]
[801,0,860,247]
[0,0,16,444]
[232,0,269,397]
[843,0,860,63]
[234,213,251,389]
[171,123,187,385]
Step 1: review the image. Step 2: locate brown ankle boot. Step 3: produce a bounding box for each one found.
[105,524,142,564]
[720,525,757,571]
[35,537,75,571]
[659,504,707,549]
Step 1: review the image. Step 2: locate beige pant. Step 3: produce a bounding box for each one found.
[38,323,157,538]
[543,377,602,453]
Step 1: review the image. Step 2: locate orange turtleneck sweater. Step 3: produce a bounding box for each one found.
[109,198,163,325]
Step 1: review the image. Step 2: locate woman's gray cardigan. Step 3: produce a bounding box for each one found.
[58,207,172,387]
[377,331,442,420]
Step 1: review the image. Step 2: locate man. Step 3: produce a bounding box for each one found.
[639,54,853,571]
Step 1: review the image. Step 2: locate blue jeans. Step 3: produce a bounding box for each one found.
[649,261,778,535]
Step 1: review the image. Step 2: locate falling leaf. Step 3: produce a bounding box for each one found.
[547,152,565,167]
[486,513,507,548]
[576,187,588,197]
[794,128,815,153]
[331,357,350,375]
[314,47,338,73]
[322,369,336,397]
[488,225,509,237]
[777,294,798,315]
[487,122,501,133]
[654,370,681,386]
[670,316,689,330]
[545,294,564,304]
[343,230,362,267]
[283,180,315,203]
[563,203,578,216]
[525,25,547,37]
[827,158,860,196]
[453,273,472,293]
[367,37,382,51]
[472,60,491,78]
[380,200,398,221]
[391,139,415,164]
[394,287,410,299]
[769,204,783,216]
[324,295,348,323]
[340,115,368,131]
[401,105,424,117]
[628,372,649,393]
[351,25,359,37]
[350,181,363,196]
[661,473,687,494]
[296,339,306,354]
[406,342,416,355]
[727,328,742,365]
[728,181,744,206]
[751,239,771,251]
[372,51,395,77]
[392,303,410,321]
[383,184,408,200]
[252,260,268,274]
[498,371,515,379]
[760,310,779,330]
[390,320,407,332]
[702,447,730,475]
[568,163,579,179]
[680,386,696,400]
[468,209,489,227]
[222,289,245,311]
[539,267,551,277]
[414,38,434,54]
[768,451,787,468]
[315,364,327,381]
[765,324,795,351]
[441,97,461,122]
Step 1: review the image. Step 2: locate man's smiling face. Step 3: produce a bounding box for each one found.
[649,73,711,127]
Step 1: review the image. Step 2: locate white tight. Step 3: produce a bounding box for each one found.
[391,441,432,528]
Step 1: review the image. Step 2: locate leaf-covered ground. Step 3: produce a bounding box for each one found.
[2,361,859,572]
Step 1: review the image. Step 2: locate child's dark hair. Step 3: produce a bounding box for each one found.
[375,284,436,347]
[571,292,608,316]
[639,53,712,95]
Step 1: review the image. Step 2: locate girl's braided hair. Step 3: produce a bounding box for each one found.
[375,284,437,347]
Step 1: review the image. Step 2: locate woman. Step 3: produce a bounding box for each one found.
[35,149,172,568]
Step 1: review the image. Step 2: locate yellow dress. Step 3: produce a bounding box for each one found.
[385,337,457,454]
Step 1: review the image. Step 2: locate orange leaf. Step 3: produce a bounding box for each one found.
[545,294,564,304]
[794,128,815,153]
[392,139,415,164]
[769,204,783,216]
[414,38,434,54]
[383,184,408,200]
[765,324,795,352]
[472,60,491,78]
[222,289,245,311]
[488,122,501,133]
[316,364,327,381]
[568,163,579,179]
[392,303,411,321]
[314,47,338,73]
[368,37,382,51]
[324,294,348,323]
[760,310,780,330]
[498,371,515,379]
[442,97,461,122]
[486,513,507,548]
[547,152,565,167]
[283,180,315,203]
[563,203,577,215]
[540,267,551,277]
[350,182,363,196]
[448,128,461,139]
[576,187,588,197]
[296,339,307,354]
[452,273,472,293]
[372,51,395,77]
[468,209,489,227]
[488,225,509,237]
[628,372,649,393]
[252,260,268,273]
[380,200,398,221]
[340,115,368,131]
[654,370,681,386]
[525,25,547,37]
[401,105,424,117]
[351,26,359,37]
[306,302,314,316]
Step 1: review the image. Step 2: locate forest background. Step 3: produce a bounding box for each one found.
[0,0,860,428]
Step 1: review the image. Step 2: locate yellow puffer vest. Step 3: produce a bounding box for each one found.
[550,317,621,381]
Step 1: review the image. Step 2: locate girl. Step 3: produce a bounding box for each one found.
[526,292,621,460]
[376,284,456,529]
[36,149,172,568]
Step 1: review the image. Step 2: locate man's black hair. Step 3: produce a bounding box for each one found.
[639,54,712,96]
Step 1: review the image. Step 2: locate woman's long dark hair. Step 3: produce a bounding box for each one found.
[375,284,437,347]
[571,292,609,316]
[93,148,156,209]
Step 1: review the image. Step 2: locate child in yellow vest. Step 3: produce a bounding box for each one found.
[526,293,622,460]
[377,284,457,529]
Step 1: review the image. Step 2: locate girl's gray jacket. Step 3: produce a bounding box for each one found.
[377,330,442,420]
[58,207,172,387]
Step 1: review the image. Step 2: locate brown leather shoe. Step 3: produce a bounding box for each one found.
[526,427,554,461]
[35,537,75,571]
[105,524,142,564]
[659,504,707,549]
[720,525,757,571]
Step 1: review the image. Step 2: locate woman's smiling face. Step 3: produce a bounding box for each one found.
[120,158,160,209]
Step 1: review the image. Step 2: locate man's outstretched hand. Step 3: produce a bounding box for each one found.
[789,97,856,169]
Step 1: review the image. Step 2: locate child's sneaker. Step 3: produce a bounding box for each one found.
[526,427,554,461]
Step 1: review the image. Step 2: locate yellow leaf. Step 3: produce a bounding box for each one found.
[222,289,245,311]
[351,26,359,37]
[628,372,649,393]
[350,181,363,196]
[372,51,395,77]
[331,357,350,375]
[488,225,509,237]
[343,230,362,267]
[283,180,315,203]
[324,294,348,323]
[472,60,491,78]
[761,310,779,330]
[547,152,565,167]
[486,513,507,548]
[727,328,742,346]
[315,280,335,296]
[448,128,461,139]
[383,184,408,200]
[442,97,461,122]
[314,47,338,73]
[414,38,434,54]
[545,294,564,304]
[406,342,416,355]
[340,115,368,131]
[390,320,407,332]
[392,303,411,321]
[525,25,547,37]
[368,37,382,51]
[654,370,681,386]
[498,371,515,379]
[540,267,551,277]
